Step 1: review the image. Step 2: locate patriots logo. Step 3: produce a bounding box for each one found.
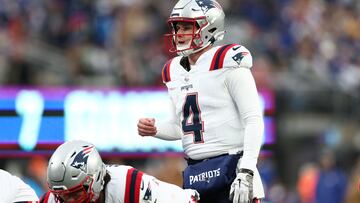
[232,52,249,65]
[70,146,94,172]
[195,0,221,13]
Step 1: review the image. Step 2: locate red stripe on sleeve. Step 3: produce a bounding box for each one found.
[210,44,239,71]
[161,59,173,83]
[166,60,172,82]
[124,168,135,203]
[134,171,144,203]
[161,64,166,82]
[209,46,223,71]
[218,44,237,69]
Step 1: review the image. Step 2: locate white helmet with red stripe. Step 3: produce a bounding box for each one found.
[47,140,106,203]
[166,0,225,56]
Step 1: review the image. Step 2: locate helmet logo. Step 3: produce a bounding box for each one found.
[70,146,94,172]
[195,0,220,13]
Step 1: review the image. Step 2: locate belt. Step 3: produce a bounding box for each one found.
[185,151,243,166]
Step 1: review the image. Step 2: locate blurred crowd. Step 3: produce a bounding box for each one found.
[0,0,359,91]
[0,0,360,202]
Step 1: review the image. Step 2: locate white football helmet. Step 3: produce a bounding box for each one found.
[166,0,225,56]
[47,140,106,203]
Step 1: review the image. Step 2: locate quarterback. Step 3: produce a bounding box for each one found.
[0,169,39,202]
[40,140,199,203]
[137,0,265,202]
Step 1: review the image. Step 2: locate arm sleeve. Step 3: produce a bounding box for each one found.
[225,67,264,171]
[141,174,198,203]
[154,101,182,141]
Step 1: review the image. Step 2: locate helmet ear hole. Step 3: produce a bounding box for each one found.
[209,28,217,33]
[96,171,101,182]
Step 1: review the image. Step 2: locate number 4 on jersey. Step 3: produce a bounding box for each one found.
[182,93,204,143]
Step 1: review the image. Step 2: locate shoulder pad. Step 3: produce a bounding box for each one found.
[210,44,237,71]
[225,44,253,69]
[209,44,253,71]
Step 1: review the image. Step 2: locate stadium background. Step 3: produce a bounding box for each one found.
[0,0,359,202]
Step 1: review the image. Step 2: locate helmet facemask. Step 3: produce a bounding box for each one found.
[50,176,94,203]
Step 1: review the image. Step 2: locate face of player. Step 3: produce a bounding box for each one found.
[58,191,89,203]
[53,184,92,203]
[174,21,198,51]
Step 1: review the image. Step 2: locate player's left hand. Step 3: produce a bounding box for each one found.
[229,168,254,203]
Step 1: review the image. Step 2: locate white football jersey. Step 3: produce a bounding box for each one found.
[0,169,39,203]
[160,44,263,164]
[40,165,198,203]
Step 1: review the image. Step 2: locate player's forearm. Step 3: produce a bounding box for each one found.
[239,114,264,170]
[154,100,182,140]
[156,180,198,203]
[143,175,198,203]
[158,180,186,200]
[155,121,182,140]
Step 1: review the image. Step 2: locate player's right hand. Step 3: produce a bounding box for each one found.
[137,118,157,136]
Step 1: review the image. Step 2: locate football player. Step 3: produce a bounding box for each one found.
[0,169,39,202]
[40,140,199,203]
[137,0,265,202]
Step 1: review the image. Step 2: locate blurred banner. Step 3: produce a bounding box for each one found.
[0,87,275,155]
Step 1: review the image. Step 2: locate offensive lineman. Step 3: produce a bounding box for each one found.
[40,140,199,203]
[137,0,265,202]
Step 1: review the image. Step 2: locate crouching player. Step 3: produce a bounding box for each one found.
[40,140,199,203]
